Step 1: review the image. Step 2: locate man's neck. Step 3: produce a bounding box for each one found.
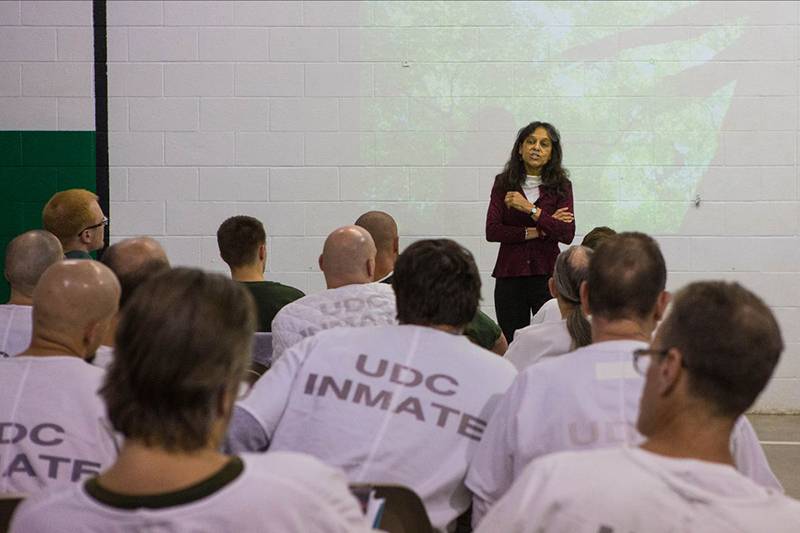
[7,289,32,306]
[19,336,84,359]
[641,408,736,467]
[591,316,654,344]
[373,255,394,282]
[325,276,370,289]
[102,316,118,348]
[230,265,265,283]
[97,440,229,495]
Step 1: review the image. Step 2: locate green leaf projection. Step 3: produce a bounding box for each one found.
[355,1,745,235]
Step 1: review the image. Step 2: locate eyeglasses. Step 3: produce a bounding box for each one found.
[632,348,670,375]
[78,217,109,236]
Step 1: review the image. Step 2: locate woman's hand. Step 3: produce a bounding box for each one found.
[551,207,574,223]
[504,192,533,214]
[525,227,540,240]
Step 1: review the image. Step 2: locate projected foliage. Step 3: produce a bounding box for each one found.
[356,1,744,234]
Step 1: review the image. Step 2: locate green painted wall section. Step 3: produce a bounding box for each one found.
[0,131,96,302]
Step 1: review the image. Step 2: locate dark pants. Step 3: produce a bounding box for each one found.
[494,275,551,342]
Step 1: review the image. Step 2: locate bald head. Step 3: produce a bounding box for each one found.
[4,230,63,299]
[31,260,120,357]
[102,237,170,308]
[319,225,377,289]
[355,211,398,253]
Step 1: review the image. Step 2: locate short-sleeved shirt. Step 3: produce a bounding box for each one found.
[476,447,800,533]
[0,304,33,358]
[0,356,118,494]
[11,452,372,533]
[240,281,305,332]
[228,324,518,532]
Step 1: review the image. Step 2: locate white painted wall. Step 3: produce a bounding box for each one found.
[2,1,798,411]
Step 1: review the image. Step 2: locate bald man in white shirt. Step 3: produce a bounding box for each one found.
[478,281,800,533]
[1,260,120,494]
[270,225,397,360]
[1,230,63,358]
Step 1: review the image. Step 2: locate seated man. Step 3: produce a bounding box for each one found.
[505,245,592,370]
[217,215,304,332]
[530,225,616,325]
[227,239,517,532]
[94,237,171,368]
[11,268,371,532]
[467,232,779,527]
[355,210,508,355]
[477,281,800,532]
[1,230,63,357]
[0,260,120,493]
[42,189,107,260]
[271,225,396,360]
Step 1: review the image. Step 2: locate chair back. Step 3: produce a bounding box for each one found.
[0,494,25,533]
[350,484,433,533]
[252,332,273,367]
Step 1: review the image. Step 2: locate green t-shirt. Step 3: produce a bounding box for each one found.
[241,281,305,332]
[464,309,502,350]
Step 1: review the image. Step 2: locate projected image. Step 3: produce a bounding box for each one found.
[355,1,744,234]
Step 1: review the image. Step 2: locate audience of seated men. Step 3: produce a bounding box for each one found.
[226,239,517,532]
[477,281,800,532]
[466,232,781,526]
[1,230,63,358]
[216,215,304,333]
[11,268,371,532]
[0,260,120,494]
[41,189,107,260]
[270,225,396,360]
[504,245,592,371]
[355,210,508,355]
[94,237,171,369]
[530,225,617,325]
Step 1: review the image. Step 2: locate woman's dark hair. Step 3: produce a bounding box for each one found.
[392,239,480,329]
[496,121,570,196]
[553,246,593,349]
[104,267,256,452]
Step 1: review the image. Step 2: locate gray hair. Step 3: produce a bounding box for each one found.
[553,245,593,348]
[4,230,63,297]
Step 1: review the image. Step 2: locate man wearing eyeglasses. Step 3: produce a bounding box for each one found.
[467,232,780,528]
[42,189,108,259]
[476,281,800,532]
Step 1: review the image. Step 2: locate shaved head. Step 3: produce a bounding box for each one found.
[355,211,398,253]
[319,225,377,288]
[31,260,120,357]
[102,237,170,307]
[4,230,63,298]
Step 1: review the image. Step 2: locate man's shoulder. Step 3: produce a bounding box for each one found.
[11,484,87,530]
[243,281,305,299]
[239,451,349,498]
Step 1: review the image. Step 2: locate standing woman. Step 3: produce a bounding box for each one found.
[486,122,575,342]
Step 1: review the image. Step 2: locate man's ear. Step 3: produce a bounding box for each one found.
[82,320,103,358]
[367,257,376,281]
[258,243,267,263]
[654,290,671,323]
[579,281,590,317]
[392,236,400,255]
[318,254,324,272]
[548,277,557,299]
[78,229,91,246]
[655,347,683,397]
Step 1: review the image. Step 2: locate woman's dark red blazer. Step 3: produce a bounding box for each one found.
[486,177,576,278]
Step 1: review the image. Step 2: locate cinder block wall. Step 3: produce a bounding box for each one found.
[2,1,799,411]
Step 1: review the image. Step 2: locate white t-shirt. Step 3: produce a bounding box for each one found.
[232,324,517,532]
[530,298,560,325]
[271,282,397,360]
[91,345,114,370]
[476,447,800,533]
[11,452,373,533]
[521,174,541,203]
[505,319,573,371]
[466,340,781,526]
[0,356,118,494]
[0,304,33,357]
